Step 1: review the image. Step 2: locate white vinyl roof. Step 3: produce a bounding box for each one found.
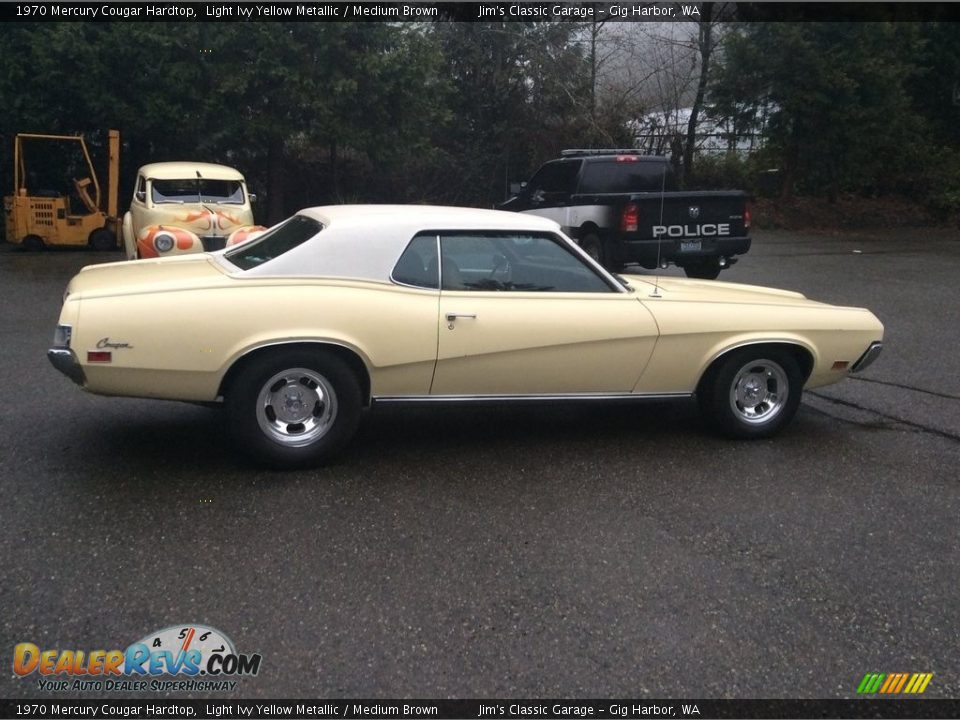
[227,205,565,282]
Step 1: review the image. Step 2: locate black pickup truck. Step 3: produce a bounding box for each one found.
[499,149,751,279]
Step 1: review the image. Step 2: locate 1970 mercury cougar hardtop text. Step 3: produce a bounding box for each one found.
[50,205,883,469]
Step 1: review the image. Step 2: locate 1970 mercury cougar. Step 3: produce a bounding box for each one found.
[49,205,884,469]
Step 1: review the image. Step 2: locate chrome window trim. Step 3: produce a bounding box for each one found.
[389,234,441,290]
[429,230,623,294]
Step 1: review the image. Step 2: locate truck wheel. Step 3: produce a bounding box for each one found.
[89,228,117,252]
[683,261,722,280]
[579,233,604,264]
[225,349,362,469]
[698,348,803,439]
[580,233,623,273]
[23,234,44,251]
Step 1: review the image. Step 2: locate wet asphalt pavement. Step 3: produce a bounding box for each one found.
[0,228,958,700]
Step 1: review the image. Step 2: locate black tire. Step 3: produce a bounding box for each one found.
[580,232,623,273]
[89,228,117,252]
[225,349,363,469]
[22,234,44,251]
[682,261,722,280]
[579,233,603,263]
[698,347,804,439]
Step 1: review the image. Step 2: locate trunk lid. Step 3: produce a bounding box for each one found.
[66,255,230,300]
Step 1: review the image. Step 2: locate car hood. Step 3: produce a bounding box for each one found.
[65,255,230,299]
[620,274,831,308]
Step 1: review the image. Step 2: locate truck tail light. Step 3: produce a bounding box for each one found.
[744,204,752,230]
[621,202,639,233]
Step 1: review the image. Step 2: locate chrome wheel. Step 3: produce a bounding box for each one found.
[255,367,338,447]
[728,359,789,425]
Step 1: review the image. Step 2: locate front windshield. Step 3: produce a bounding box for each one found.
[151,178,245,204]
[224,215,322,271]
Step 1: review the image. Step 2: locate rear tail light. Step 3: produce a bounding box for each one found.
[744,204,752,230]
[621,202,639,233]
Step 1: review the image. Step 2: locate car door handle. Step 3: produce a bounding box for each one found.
[445,313,477,322]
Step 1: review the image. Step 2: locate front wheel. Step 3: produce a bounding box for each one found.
[225,350,362,469]
[698,348,803,439]
[89,228,117,252]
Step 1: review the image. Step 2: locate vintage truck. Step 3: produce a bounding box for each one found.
[499,149,751,279]
[122,161,266,260]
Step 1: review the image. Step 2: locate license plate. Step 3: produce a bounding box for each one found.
[680,240,702,252]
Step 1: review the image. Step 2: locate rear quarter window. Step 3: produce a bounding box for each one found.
[225,215,321,270]
[578,160,675,193]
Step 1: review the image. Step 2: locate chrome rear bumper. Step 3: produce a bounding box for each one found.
[48,348,86,386]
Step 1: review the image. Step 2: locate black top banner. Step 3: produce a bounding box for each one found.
[3,2,960,23]
[4,699,960,720]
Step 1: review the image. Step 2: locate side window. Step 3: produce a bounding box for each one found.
[225,215,322,271]
[134,175,146,204]
[526,161,581,201]
[392,234,439,289]
[440,232,613,293]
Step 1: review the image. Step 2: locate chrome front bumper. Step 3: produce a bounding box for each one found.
[48,348,86,386]
[851,341,883,373]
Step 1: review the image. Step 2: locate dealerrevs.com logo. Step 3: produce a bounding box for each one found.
[857,672,934,695]
[13,624,262,693]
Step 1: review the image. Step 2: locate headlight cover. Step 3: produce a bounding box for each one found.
[154,232,176,253]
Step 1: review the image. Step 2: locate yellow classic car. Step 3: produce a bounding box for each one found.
[49,205,884,469]
[121,161,266,260]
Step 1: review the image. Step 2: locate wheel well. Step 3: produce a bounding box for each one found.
[697,342,814,394]
[219,342,372,406]
[578,223,600,241]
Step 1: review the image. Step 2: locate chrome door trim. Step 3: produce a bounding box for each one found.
[373,392,692,405]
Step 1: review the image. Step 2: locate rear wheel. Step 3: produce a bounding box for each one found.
[698,348,803,439]
[225,350,363,469]
[22,234,44,251]
[579,233,603,264]
[580,232,623,273]
[682,260,722,280]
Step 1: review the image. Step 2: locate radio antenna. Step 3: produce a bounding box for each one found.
[649,163,667,298]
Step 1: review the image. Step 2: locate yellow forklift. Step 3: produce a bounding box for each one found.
[3,129,120,250]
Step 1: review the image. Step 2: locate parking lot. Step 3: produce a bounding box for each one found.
[1,227,958,699]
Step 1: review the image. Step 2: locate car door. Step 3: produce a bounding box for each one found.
[432,231,659,396]
[514,160,581,230]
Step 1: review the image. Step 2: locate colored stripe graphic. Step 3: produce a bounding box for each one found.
[909,673,934,694]
[857,673,885,694]
[858,672,932,694]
